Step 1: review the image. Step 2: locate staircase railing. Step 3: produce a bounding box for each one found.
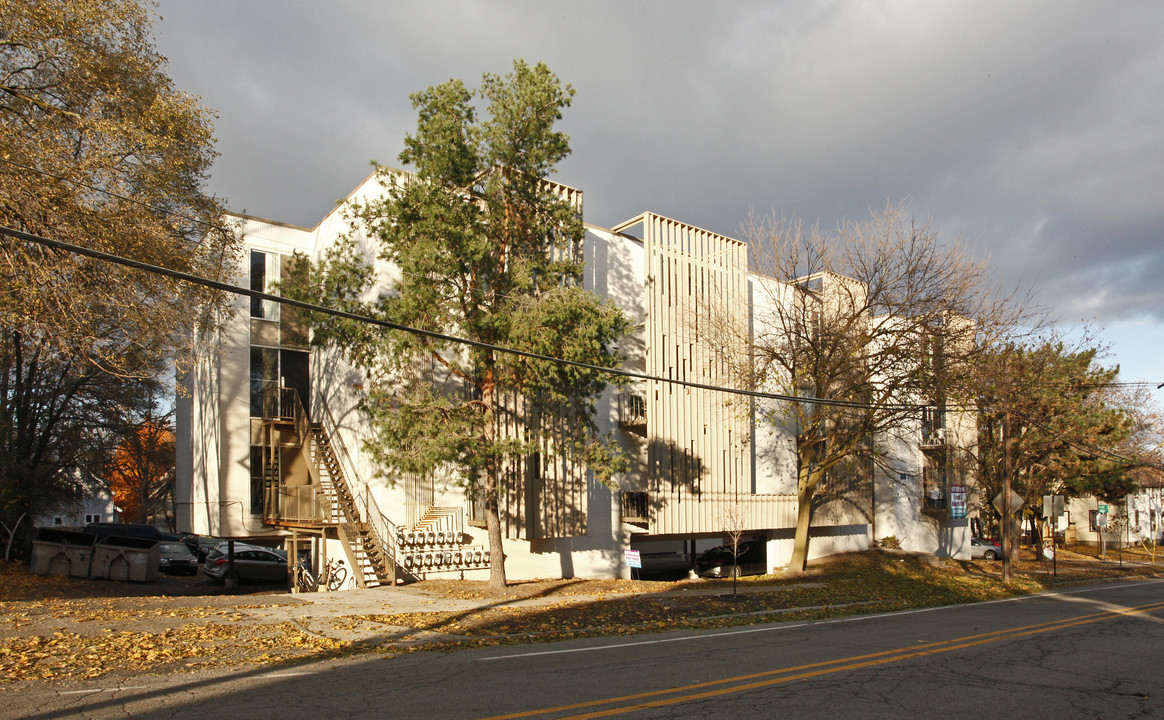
[260,384,399,585]
[359,484,400,585]
[264,485,329,524]
[316,395,398,586]
[261,387,336,525]
[315,399,363,510]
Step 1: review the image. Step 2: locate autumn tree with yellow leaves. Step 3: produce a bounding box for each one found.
[0,0,237,553]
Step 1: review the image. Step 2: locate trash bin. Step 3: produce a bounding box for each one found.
[91,536,161,582]
[30,529,96,578]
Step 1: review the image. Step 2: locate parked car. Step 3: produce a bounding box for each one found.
[202,543,289,583]
[157,541,200,575]
[970,537,1002,560]
[696,540,766,578]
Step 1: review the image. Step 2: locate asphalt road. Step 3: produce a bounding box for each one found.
[11,578,1164,719]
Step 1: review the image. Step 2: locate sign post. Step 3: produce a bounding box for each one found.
[1096,508,1108,560]
[1043,495,1064,577]
[994,488,1025,582]
[624,549,641,580]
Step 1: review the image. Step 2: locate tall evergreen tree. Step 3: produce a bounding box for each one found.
[977,341,1139,540]
[286,61,628,588]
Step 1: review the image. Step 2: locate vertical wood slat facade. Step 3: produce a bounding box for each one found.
[493,381,590,540]
[640,213,756,535]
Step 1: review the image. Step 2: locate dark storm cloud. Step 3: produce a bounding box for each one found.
[154,0,1164,377]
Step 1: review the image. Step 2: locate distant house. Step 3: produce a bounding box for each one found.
[175,172,978,587]
[1065,471,1164,547]
[33,489,118,529]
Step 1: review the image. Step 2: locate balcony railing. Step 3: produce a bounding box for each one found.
[920,427,946,448]
[621,491,649,524]
[617,393,647,432]
[264,485,332,525]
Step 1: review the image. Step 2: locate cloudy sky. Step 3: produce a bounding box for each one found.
[153,0,1162,384]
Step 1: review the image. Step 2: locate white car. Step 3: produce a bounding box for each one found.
[970,537,1002,560]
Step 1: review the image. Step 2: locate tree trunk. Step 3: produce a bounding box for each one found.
[481,368,507,590]
[484,468,507,590]
[788,480,815,574]
[2,513,26,562]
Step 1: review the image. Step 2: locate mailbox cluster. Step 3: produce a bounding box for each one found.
[397,530,490,573]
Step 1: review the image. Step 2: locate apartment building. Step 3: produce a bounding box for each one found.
[175,173,975,586]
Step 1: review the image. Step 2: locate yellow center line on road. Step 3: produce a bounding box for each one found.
[475,599,1164,720]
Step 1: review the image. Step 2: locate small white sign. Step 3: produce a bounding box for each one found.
[624,549,642,569]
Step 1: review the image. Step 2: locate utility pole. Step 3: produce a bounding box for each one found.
[1001,410,1012,584]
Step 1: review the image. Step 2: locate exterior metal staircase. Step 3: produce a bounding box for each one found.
[308,425,397,587]
[261,386,400,587]
[262,386,492,583]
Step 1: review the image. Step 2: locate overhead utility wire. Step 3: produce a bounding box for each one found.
[3,224,904,411]
[12,158,1161,399]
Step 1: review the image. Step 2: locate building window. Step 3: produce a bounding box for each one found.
[249,347,310,419]
[250,250,266,318]
[53,517,63,526]
[250,347,279,417]
[250,447,265,516]
[84,514,98,524]
[249,250,280,320]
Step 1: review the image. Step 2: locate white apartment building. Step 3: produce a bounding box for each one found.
[175,173,976,586]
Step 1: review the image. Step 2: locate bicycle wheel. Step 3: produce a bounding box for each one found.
[297,568,317,593]
[328,565,347,591]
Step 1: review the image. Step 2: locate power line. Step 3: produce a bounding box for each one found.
[9,155,1159,398]
[2,223,906,412]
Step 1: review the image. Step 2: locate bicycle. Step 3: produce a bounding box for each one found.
[320,558,347,591]
[295,559,318,593]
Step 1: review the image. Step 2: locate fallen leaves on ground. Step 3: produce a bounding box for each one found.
[358,553,1059,649]
[0,622,349,683]
[0,545,1155,684]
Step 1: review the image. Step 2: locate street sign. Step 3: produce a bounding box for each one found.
[1043,494,1064,518]
[993,490,1025,517]
[1098,504,1109,514]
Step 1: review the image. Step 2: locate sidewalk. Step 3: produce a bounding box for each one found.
[238,579,828,646]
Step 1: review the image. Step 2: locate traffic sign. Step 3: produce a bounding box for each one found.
[994,490,1025,516]
[1098,504,1109,514]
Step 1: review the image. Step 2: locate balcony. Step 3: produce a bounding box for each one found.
[617,393,647,434]
[921,469,966,518]
[920,427,946,449]
[621,491,649,527]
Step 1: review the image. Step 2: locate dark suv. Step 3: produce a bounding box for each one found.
[82,523,180,542]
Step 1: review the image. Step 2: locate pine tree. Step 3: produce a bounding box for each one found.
[286,61,628,588]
